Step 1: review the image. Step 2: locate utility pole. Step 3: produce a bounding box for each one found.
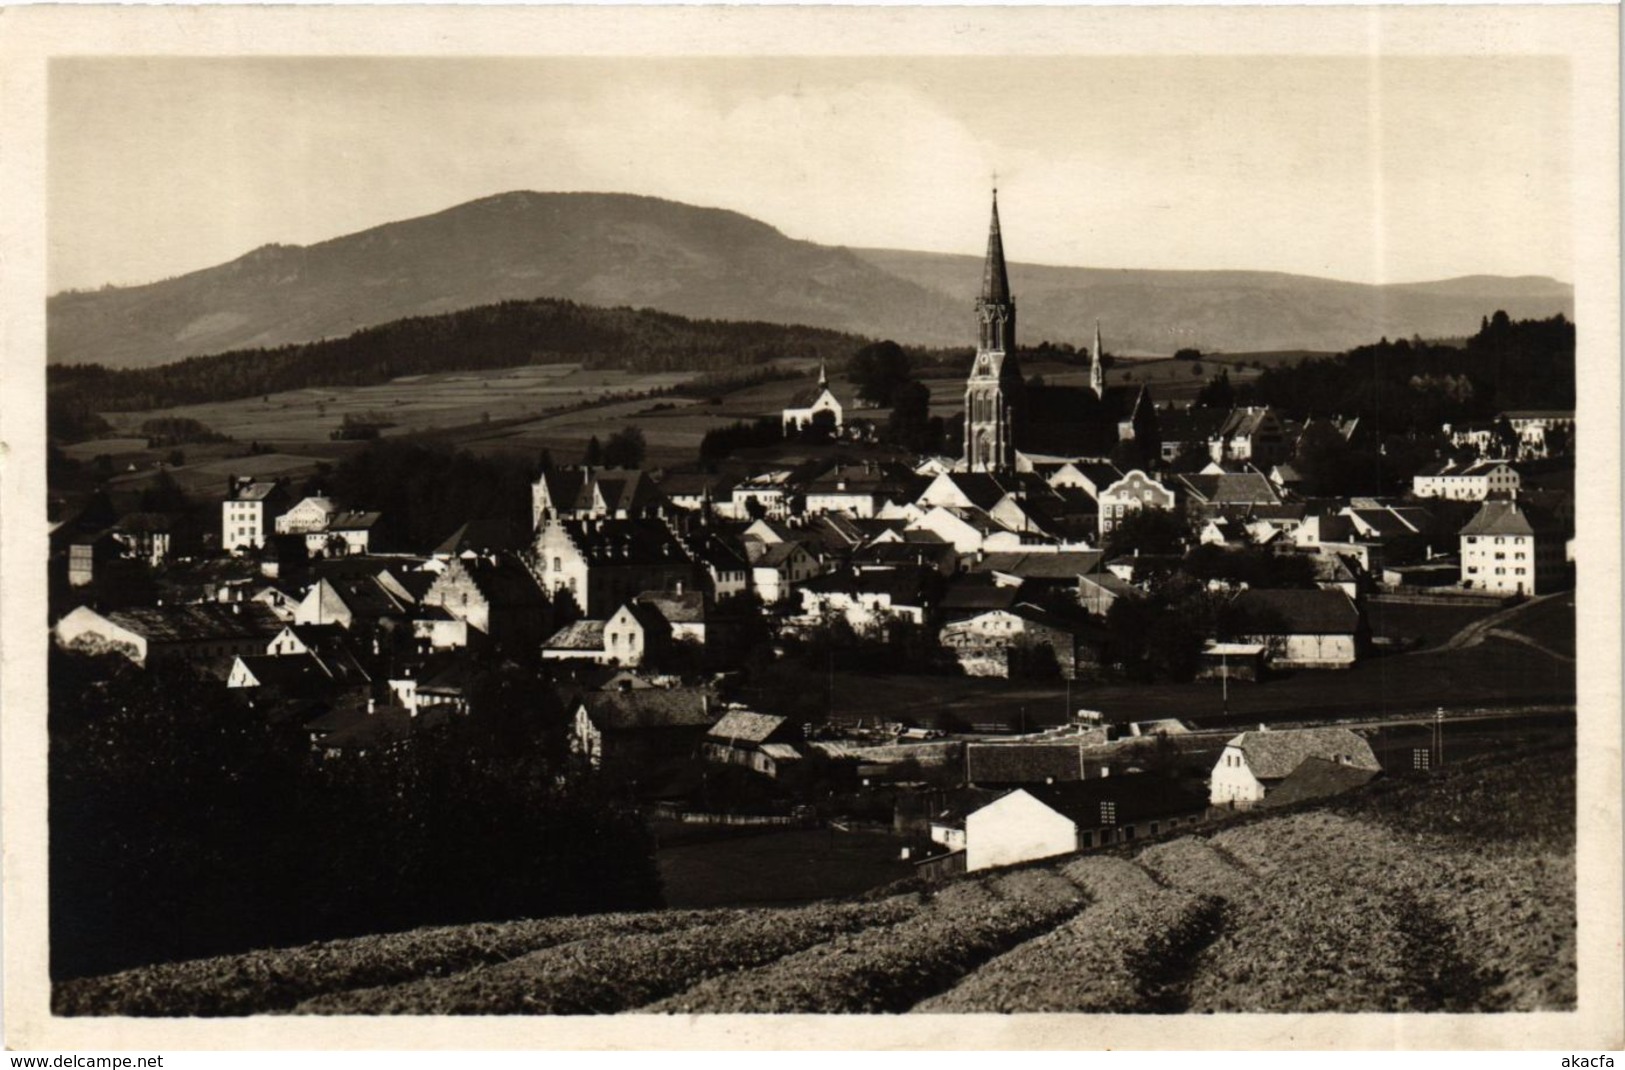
[1221,650,1229,718]
[1434,707,1445,766]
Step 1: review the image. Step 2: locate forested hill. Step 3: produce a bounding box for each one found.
[52,190,1572,367]
[49,191,962,367]
[47,296,869,422]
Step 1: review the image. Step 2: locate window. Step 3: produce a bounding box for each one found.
[553,557,561,572]
[1100,801,1117,825]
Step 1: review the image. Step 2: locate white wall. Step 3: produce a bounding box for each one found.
[1209,745,1266,806]
[966,790,1078,873]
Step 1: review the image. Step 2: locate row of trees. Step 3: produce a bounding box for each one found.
[50,650,661,980]
[46,298,867,434]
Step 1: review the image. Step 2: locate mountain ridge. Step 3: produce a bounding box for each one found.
[50,191,1574,368]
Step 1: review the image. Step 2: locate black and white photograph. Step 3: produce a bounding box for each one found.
[3,3,1620,1053]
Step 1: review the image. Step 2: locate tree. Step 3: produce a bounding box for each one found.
[1104,507,1190,558]
[1195,371,1234,409]
[583,435,603,466]
[847,340,912,408]
[1174,348,1204,361]
[886,379,932,452]
[603,426,647,468]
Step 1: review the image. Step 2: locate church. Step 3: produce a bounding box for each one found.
[961,192,1158,473]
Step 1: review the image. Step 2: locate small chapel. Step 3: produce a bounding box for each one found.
[961,192,1158,473]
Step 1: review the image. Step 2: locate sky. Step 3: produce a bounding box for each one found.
[48,55,1572,293]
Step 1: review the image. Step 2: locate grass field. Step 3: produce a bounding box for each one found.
[824,623,1575,731]
[1366,599,1500,647]
[652,822,914,909]
[56,742,1574,1015]
[95,364,709,449]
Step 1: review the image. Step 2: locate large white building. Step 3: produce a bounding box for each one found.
[1458,499,1566,595]
[781,363,844,435]
[1412,459,1520,501]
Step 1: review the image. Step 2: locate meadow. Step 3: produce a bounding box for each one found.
[55,741,1575,1015]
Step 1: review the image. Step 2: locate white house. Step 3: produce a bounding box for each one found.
[275,496,337,535]
[1097,469,1176,539]
[1230,588,1363,669]
[1412,459,1520,501]
[1459,498,1566,595]
[221,477,288,552]
[1209,406,1287,466]
[1209,726,1380,808]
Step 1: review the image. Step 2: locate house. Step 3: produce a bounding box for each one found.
[599,601,672,667]
[221,476,290,552]
[939,603,1089,679]
[965,775,1209,872]
[747,540,823,604]
[1209,406,1287,467]
[55,602,280,666]
[110,511,182,567]
[729,471,797,520]
[225,652,331,693]
[570,687,721,780]
[965,742,1110,787]
[1458,498,1567,595]
[1499,410,1574,459]
[1209,726,1380,808]
[1196,641,1268,683]
[419,554,550,650]
[655,472,738,514]
[1229,588,1364,669]
[275,495,337,535]
[541,619,609,664]
[802,463,906,518]
[1077,571,1141,616]
[1412,458,1521,501]
[781,362,844,434]
[432,517,530,559]
[797,566,936,630]
[1259,756,1381,809]
[682,531,752,601]
[534,516,695,616]
[304,694,448,759]
[1097,470,1176,538]
[701,709,803,777]
[1156,406,1229,463]
[323,511,382,556]
[531,467,666,526]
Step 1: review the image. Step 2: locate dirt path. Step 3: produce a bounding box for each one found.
[1424,593,1563,654]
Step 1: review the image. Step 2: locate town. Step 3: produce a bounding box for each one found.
[45,193,1579,1011]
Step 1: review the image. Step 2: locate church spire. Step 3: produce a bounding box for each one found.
[1091,319,1105,398]
[981,189,1011,303]
[817,360,828,389]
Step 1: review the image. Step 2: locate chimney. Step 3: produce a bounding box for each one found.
[367,697,376,715]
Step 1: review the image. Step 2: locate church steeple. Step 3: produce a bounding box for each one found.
[976,189,1016,355]
[965,189,1021,473]
[817,360,828,389]
[1090,320,1106,398]
[981,190,1011,304]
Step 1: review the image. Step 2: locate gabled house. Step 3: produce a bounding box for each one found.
[420,554,550,651]
[1209,406,1287,466]
[1209,726,1380,808]
[939,602,1091,679]
[534,516,695,616]
[570,687,721,781]
[55,602,281,666]
[1229,588,1365,669]
[965,775,1209,872]
[748,540,822,604]
[701,709,803,778]
[602,601,672,668]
